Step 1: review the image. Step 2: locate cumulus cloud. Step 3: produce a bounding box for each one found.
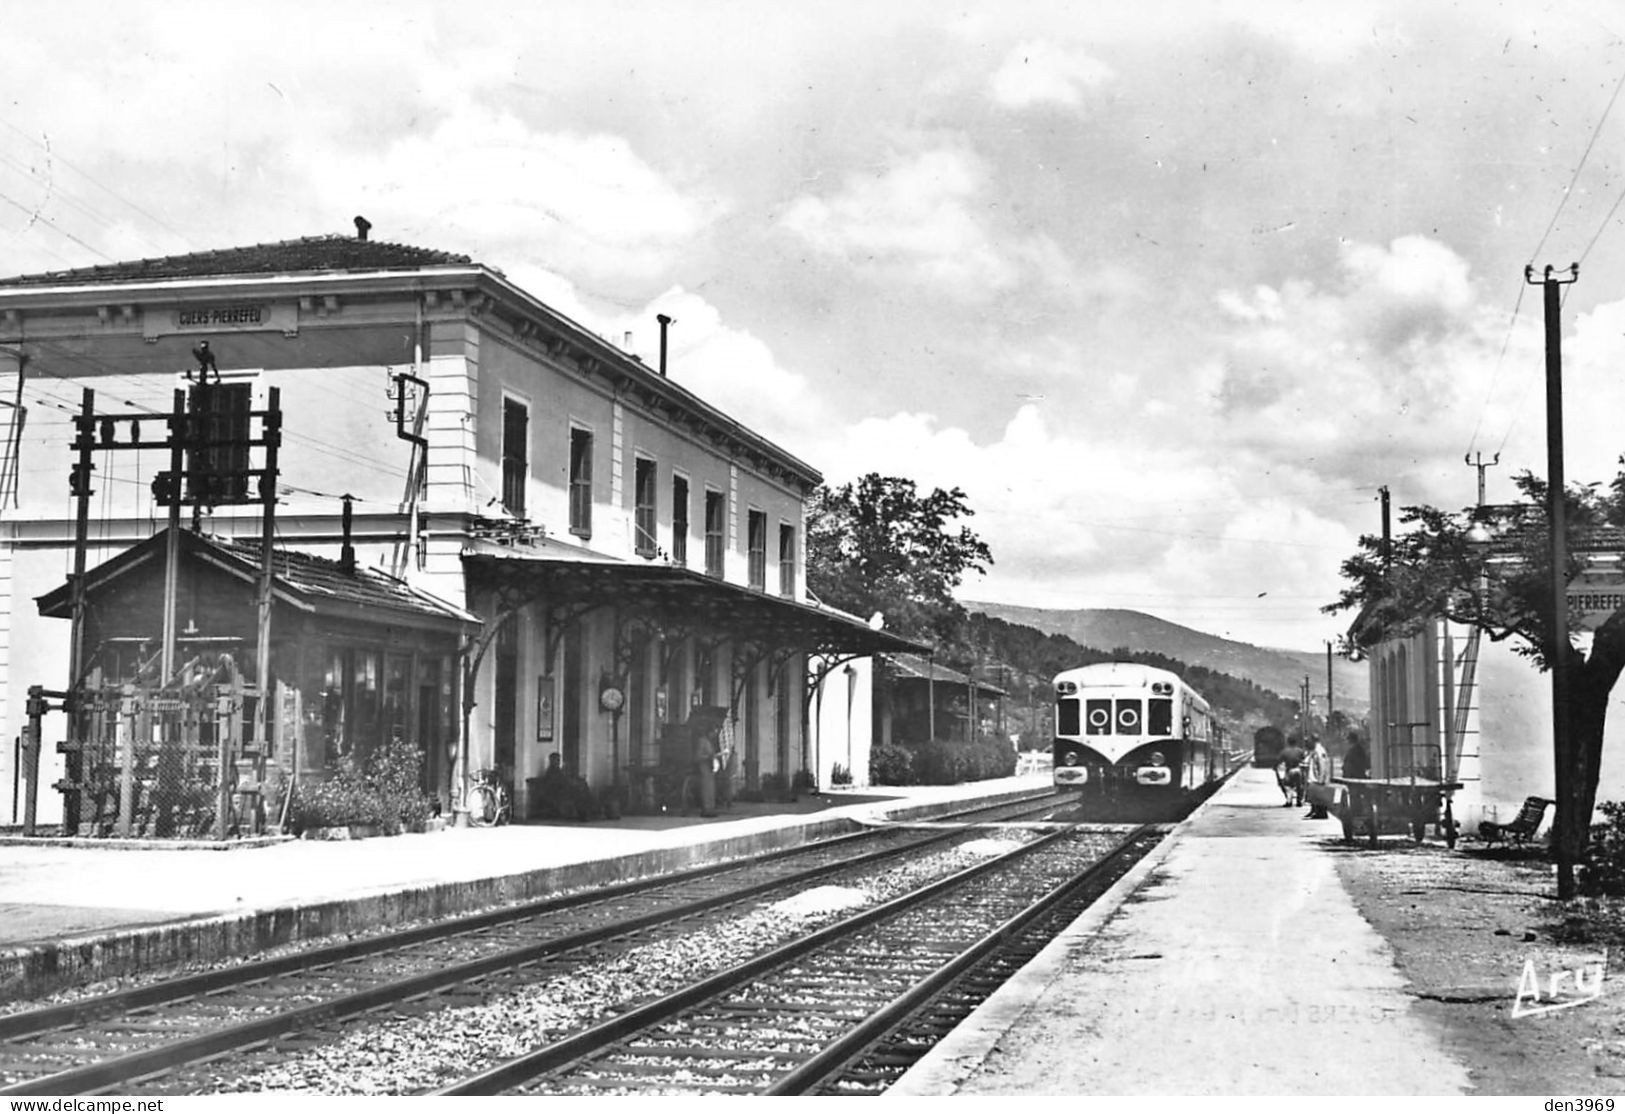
[309,110,719,286]
[779,148,1019,298]
[616,288,832,453]
[989,40,1115,108]
[1202,236,1511,490]
[811,402,1355,644]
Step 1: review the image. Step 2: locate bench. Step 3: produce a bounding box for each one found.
[1477,796,1552,847]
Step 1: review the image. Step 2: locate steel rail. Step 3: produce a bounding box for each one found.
[0,788,1057,1042]
[0,791,1061,1095]
[431,820,1110,1096]
[767,823,1156,1094]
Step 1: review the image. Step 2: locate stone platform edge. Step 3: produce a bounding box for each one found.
[884,775,1235,1097]
[0,786,1040,1004]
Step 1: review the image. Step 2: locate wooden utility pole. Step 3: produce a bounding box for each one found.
[1325,642,1334,723]
[1529,263,1580,898]
[1380,485,1392,571]
[1299,674,1311,740]
[1466,451,1499,509]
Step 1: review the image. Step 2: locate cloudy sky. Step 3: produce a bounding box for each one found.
[5,0,1625,649]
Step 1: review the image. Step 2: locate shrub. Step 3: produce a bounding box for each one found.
[791,768,817,796]
[368,737,434,833]
[288,758,382,831]
[830,762,853,787]
[870,742,917,786]
[287,739,434,835]
[876,737,1017,787]
[1580,800,1625,896]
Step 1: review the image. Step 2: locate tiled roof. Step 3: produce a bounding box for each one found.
[209,534,477,624]
[887,652,1008,695]
[36,528,477,629]
[0,234,474,288]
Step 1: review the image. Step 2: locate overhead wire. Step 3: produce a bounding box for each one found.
[0,115,196,253]
[1472,59,1625,461]
[1529,62,1625,263]
[0,189,115,262]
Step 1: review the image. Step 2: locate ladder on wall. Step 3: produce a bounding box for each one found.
[1442,624,1482,786]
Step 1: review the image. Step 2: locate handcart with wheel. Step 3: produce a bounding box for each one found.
[1331,775,1463,848]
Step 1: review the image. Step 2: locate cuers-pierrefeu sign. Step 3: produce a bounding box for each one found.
[177,305,265,327]
[146,302,297,339]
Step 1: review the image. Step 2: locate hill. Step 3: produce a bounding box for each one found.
[965,602,1368,715]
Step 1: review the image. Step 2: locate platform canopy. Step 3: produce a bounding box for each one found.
[462,547,930,662]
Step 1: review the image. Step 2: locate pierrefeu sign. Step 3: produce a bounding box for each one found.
[1567,566,1625,631]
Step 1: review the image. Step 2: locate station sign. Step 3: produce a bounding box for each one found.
[143,301,298,340]
[1566,564,1625,631]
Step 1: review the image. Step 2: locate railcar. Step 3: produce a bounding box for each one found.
[1051,662,1219,799]
[1252,724,1286,768]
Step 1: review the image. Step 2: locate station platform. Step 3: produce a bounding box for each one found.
[890,766,1474,1097]
[0,775,1048,1002]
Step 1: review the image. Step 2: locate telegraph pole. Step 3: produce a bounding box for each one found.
[1466,451,1499,510]
[1325,641,1334,722]
[1299,674,1311,741]
[1379,485,1392,571]
[1528,262,1579,898]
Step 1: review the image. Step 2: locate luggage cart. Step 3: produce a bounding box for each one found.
[1331,727,1461,848]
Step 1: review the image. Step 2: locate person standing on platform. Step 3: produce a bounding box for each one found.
[715,714,736,810]
[1277,736,1306,807]
[1342,733,1370,780]
[1305,735,1331,819]
[688,705,724,818]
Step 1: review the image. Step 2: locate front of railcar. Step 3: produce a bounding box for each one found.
[1051,662,1191,797]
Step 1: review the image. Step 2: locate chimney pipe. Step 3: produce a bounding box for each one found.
[340,493,356,574]
[656,314,673,377]
[354,215,372,242]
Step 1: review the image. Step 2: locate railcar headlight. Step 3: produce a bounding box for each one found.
[1056,681,1077,695]
[1149,751,1165,766]
[1062,752,1081,766]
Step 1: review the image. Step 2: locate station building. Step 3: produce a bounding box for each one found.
[1351,525,1625,831]
[0,223,920,829]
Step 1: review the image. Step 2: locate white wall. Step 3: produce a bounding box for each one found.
[811,657,873,790]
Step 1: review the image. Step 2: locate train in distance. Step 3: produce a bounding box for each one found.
[1050,661,1230,800]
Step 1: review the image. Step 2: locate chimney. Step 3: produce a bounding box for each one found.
[623,331,634,351]
[656,314,674,377]
[340,493,356,574]
[354,215,372,242]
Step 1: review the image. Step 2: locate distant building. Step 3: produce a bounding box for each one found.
[0,226,921,828]
[879,653,1007,748]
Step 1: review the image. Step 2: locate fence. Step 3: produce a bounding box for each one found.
[30,652,296,839]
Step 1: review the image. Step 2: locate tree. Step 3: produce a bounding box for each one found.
[805,473,994,644]
[1325,467,1625,898]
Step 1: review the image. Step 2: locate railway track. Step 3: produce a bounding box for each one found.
[435,823,1161,1097]
[0,790,1066,1095]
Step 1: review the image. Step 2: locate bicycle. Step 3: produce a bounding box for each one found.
[465,768,513,827]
